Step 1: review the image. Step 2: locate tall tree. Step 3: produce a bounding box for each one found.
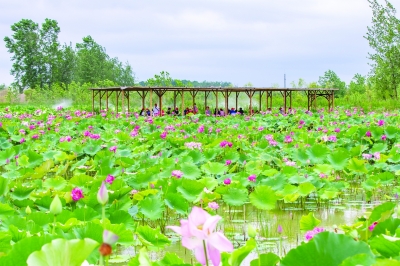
[54,43,76,89]
[75,36,110,84]
[38,19,61,89]
[4,19,41,93]
[318,70,346,97]
[348,74,367,94]
[366,0,400,99]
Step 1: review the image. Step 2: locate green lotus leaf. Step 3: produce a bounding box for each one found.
[249,185,277,210]
[385,126,399,139]
[371,143,387,153]
[164,193,189,215]
[153,252,185,266]
[300,212,321,231]
[0,235,55,266]
[229,238,256,266]
[307,144,329,164]
[177,179,205,202]
[187,149,205,164]
[338,253,376,266]
[0,177,8,197]
[83,141,101,156]
[346,158,368,174]
[201,162,227,175]
[43,177,67,190]
[136,225,170,250]
[109,210,135,230]
[180,163,201,180]
[369,234,400,258]
[250,253,280,266]
[73,207,100,221]
[31,160,54,179]
[298,182,316,197]
[327,150,349,170]
[280,232,374,266]
[369,202,396,223]
[10,184,35,200]
[138,195,164,220]
[27,238,98,266]
[292,148,309,164]
[222,188,248,206]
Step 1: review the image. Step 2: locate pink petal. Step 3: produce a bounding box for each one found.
[182,236,202,250]
[189,207,210,227]
[203,215,222,235]
[189,220,207,240]
[193,245,207,265]
[208,243,221,266]
[208,232,234,252]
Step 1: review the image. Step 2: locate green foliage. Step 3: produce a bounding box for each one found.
[318,70,346,97]
[280,232,374,266]
[366,0,400,99]
[26,238,98,266]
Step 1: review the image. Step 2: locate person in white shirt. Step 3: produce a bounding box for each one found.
[153,104,160,116]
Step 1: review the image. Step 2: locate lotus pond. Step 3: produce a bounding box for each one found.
[0,106,400,265]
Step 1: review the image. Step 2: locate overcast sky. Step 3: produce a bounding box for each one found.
[1,0,399,87]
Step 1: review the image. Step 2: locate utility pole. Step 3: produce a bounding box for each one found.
[284,74,286,88]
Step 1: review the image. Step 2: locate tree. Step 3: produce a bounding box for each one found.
[348,74,367,94]
[146,71,173,87]
[4,19,41,93]
[290,78,307,88]
[318,70,346,97]
[54,43,76,89]
[366,0,400,99]
[38,19,61,89]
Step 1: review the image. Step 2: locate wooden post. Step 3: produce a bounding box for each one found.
[204,91,207,109]
[235,92,238,110]
[121,89,124,112]
[259,91,262,111]
[249,93,252,115]
[92,90,94,112]
[173,91,177,109]
[283,90,287,114]
[99,91,102,111]
[215,90,218,115]
[181,89,184,115]
[224,90,228,115]
[159,93,162,116]
[106,91,109,110]
[116,91,119,113]
[150,89,153,115]
[126,91,130,113]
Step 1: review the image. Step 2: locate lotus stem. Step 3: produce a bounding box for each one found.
[203,240,209,266]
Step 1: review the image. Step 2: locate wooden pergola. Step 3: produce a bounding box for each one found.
[89,87,338,114]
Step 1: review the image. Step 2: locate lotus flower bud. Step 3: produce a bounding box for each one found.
[25,206,32,215]
[247,224,257,238]
[103,230,119,245]
[97,182,109,205]
[50,195,62,215]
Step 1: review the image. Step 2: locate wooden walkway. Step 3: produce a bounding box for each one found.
[89,86,338,114]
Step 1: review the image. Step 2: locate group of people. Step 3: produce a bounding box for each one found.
[138,104,289,117]
[138,103,247,117]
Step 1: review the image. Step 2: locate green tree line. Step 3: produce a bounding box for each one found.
[4,19,135,93]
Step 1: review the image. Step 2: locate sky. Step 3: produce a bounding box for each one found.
[0,0,399,87]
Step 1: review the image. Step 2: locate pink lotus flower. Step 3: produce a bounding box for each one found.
[106,174,115,184]
[208,202,219,210]
[248,174,256,182]
[167,207,233,266]
[223,178,231,185]
[362,153,372,160]
[160,131,167,139]
[172,170,183,178]
[368,222,378,231]
[366,131,371,137]
[373,152,381,160]
[225,160,232,166]
[377,120,384,126]
[97,182,109,205]
[71,187,84,201]
[20,138,25,144]
[305,227,324,241]
[381,135,387,141]
[109,146,117,153]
